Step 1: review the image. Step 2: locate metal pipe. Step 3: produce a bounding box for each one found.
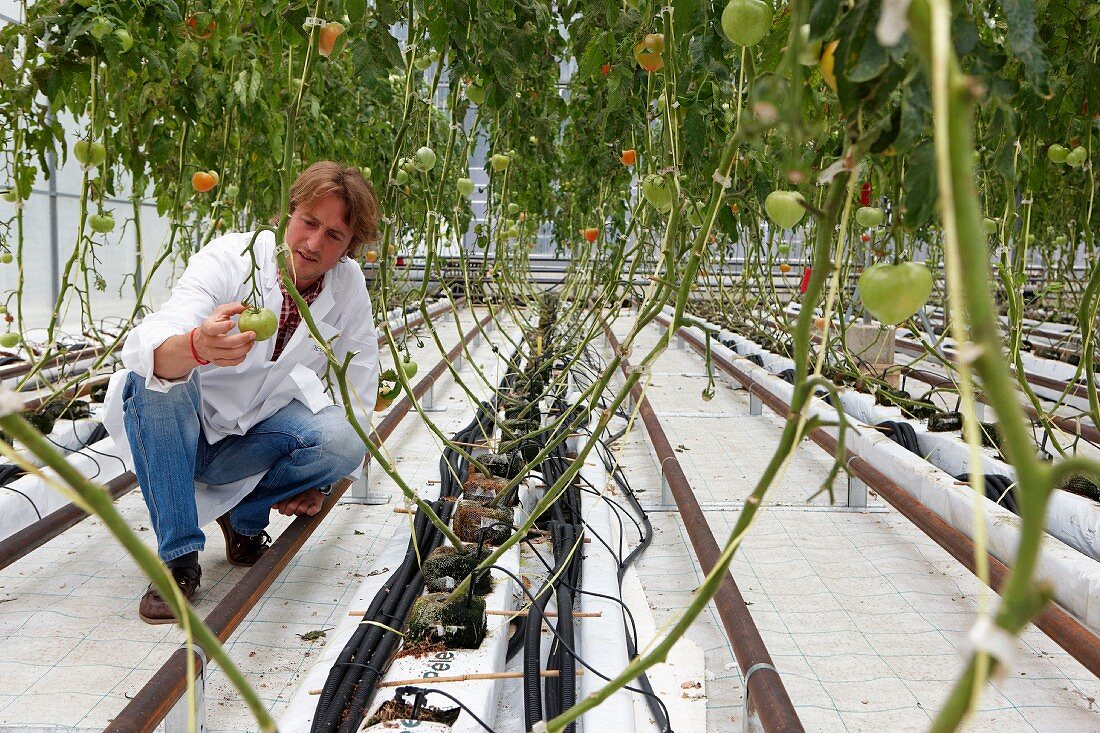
[106,308,493,733]
[666,317,1100,678]
[0,472,136,570]
[605,326,805,733]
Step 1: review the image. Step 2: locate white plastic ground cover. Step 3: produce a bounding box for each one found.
[0,405,130,543]
[713,306,1100,564]
[664,306,1100,634]
[577,457,638,732]
[279,499,522,732]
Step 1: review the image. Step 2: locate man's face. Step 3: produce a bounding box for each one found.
[285,193,354,289]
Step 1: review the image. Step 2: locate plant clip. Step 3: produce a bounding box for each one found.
[712,170,732,189]
[303,16,326,27]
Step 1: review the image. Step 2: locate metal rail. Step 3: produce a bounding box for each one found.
[664,316,1100,678]
[605,326,805,733]
[105,309,493,733]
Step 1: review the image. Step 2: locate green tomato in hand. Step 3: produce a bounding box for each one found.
[859,262,934,326]
[239,306,278,341]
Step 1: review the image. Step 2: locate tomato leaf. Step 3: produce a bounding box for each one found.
[808,0,841,42]
[346,0,366,24]
[902,142,937,229]
[997,0,1051,98]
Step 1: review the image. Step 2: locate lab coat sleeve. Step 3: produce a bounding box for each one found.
[333,283,380,435]
[122,234,252,392]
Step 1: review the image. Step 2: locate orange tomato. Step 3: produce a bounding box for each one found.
[318,21,345,58]
[191,171,217,192]
[600,62,611,76]
[583,227,599,243]
[779,263,792,273]
[620,149,637,166]
[187,13,215,39]
[364,249,379,263]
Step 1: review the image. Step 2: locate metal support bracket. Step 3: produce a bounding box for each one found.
[748,386,763,416]
[342,461,391,505]
[454,353,466,372]
[742,662,777,733]
[675,334,686,350]
[419,379,447,412]
[164,645,207,733]
[847,474,869,509]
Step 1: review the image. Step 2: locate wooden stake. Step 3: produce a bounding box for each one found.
[308,669,584,694]
[348,609,602,618]
[485,609,602,618]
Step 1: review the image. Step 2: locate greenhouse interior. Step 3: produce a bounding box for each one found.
[1,1,1099,732]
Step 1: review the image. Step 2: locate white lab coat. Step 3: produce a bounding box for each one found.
[102,230,379,525]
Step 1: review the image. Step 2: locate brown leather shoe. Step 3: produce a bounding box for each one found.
[216,513,272,567]
[138,566,201,625]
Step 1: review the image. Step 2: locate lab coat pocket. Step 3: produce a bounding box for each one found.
[289,363,334,413]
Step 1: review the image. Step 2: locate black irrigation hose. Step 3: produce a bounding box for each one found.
[313,354,519,732]
[875,420,922,455]
[955,472,1021,515]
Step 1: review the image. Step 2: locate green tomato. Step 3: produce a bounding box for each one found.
[641,174,674,212]
[490,153,510,172]
[0,333,19,348]
[0,253,13,264]
[413,55,432,71]
[74,140,107,167]
[0,189,18,204]
[466,83,486,105]
[89,213,116,233]
[401,355,418,379]
[764,190,806,230]
[981,217,999,235]
[114,28,134,52]
[1047,144,1069,164]
[90,19,113,40]
[223,184,239,200]
[859,262,934,326]
[504,226,519,238]
[508,203,520,216]
[1066,146,1088,166]
[394,169,409,185]
[238,306,278,341]
[414,146,437,172]
[456,177,475,197]
[777,244,790,255]
[1054,234,1068,246]
[721,0,773,47]
[855,206,885,229]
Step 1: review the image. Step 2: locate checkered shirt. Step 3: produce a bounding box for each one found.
[271,278,324,360]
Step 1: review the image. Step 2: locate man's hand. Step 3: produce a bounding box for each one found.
[273,488,325,517]
[193,302,257,367]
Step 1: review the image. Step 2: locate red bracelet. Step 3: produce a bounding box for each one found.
[189,328,210,366]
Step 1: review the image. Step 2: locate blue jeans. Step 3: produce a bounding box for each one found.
[121,372,366,563]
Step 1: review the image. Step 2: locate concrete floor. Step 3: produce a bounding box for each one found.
[0,307,1096,732]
